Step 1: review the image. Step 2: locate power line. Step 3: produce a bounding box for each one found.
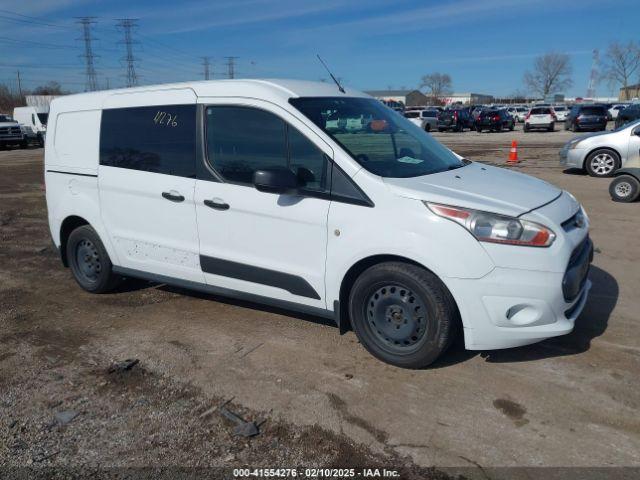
[116,18,139,88]
[76,17,99,92]
[225,56,238,79]
[0,8,71,28]
[0,36,75,49]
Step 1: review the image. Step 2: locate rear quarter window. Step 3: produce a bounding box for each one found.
[100,105,196,178]
[54,110,101,169]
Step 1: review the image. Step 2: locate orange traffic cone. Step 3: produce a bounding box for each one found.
[508,140,518,163]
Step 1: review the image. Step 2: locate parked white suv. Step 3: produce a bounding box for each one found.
[45,79,592,368]
[552,105,569,122]
[524,107,557,132]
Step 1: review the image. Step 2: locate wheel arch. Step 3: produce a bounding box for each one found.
[614,167,640,179]
[59,215,90,267]
[584,146,621,170]
[337,254,462,335]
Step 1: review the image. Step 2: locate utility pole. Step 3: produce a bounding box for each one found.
[202,56,211,80]
[225,56,238,79]
[586,49,599,99]
[76,17,98,92]
[116,18,139,88]
[16,70,22,97]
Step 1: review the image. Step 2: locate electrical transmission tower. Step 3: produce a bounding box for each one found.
[76,17,98,92]
[202,56,212,80]
[116,18,139,88]
[225,56,238,79]
[586,49,599,99]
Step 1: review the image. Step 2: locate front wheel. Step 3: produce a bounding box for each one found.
[585,149,620,177]
[66,225,122,293]
[348,262,457,368]
[610,175,640,202]
[548,122,555,132]
[424,123,431,132]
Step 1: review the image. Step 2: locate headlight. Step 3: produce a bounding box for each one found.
[425,202,556,247]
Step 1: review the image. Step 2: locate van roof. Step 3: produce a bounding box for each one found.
[50,79,369,112]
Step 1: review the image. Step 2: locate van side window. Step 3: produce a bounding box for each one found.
[100,105,196,178]
[206,106,329,193]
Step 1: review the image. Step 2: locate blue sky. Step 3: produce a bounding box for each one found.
[1,0,638,97]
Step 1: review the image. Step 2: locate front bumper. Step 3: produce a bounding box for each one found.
[0,135,24,143]
[448,265,591,350]
[559,146,586,169]
[446,231,592,351]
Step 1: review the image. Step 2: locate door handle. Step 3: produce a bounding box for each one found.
[204,199,230,211]
[162,191,185,202]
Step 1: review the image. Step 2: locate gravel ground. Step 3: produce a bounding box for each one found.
[1,123,639,479]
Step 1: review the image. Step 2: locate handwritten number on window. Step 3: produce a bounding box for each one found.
[153,111,178,127]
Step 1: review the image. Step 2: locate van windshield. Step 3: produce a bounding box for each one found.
[37,113,48,125]
[289,97,464,178]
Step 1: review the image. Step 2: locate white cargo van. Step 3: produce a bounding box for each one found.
[45,79,593,368]
[13,106,47,147]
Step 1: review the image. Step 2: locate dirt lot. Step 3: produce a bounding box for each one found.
[1,125,639,478]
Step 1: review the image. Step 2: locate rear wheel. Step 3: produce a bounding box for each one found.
[609,175,640,202]
[548,122,555,132]
[585,149,620,177]
[348,262,457,368]
[66,225,122,293]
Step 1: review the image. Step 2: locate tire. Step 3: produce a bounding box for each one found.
[38,134,45,148]
[348,262,457,368]
[438,128,445,132]
[523,124,529,132]
[424,123,431,132]
[66,225,122,293]
[509,123,514,131]
[609,175,640,203]
[476,126,482,133]
[20,139,28,149]
[548,122,554,132]
[585,149,620,178]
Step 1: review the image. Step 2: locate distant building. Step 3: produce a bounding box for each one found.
[619,84,640,101]
[442,93,494,105]
[25,95,60,113]
[364,89,429,107]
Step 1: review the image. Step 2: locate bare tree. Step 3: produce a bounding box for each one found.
[523,53,572,97]
[32,81,67,96]
[0,83,25,113]
[602,41,640,94]
[420,73,452,101]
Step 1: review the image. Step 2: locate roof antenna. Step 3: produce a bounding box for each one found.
[317,54,345,94]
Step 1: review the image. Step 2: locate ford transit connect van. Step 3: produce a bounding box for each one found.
[45,79,592,368]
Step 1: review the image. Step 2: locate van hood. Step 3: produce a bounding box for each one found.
[384,162,561,217]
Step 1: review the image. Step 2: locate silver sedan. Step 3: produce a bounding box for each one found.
[560,120,640,177]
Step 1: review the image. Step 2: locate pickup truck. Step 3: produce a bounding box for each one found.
[0,114,26,149]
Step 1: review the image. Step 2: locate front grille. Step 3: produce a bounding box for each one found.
[0,126,21,136]
[562,236,593,302]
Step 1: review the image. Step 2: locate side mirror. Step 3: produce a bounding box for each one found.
[253,168,299,194]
